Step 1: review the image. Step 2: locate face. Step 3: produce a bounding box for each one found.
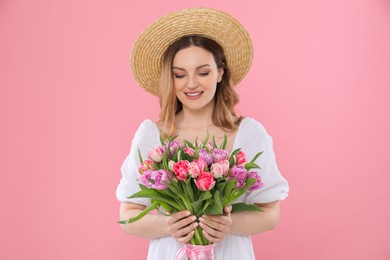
[172,46,223,113]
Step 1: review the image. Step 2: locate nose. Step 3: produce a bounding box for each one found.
[186,74,198,89]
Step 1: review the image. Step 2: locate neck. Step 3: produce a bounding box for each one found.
[176,102,215,129]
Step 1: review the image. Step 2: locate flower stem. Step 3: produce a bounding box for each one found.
[194,227,204,245]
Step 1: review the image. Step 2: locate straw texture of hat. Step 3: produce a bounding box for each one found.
[130,7,253,96]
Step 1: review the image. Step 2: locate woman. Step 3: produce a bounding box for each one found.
[116,8,289,259]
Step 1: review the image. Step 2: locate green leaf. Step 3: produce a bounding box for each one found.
[185,179,195,202]
[177,147,184,161]
[164,178,182,195]
[205,202,219,215]
[166,140,173,158]
[224,178,256,206]
[191,190,212,213]
[194,146,199,158]
[118,201,160,224]
[250,151,263,164]
[231,203,263,213]
[169,135,179,142]
[202,131,210,146]
[229,148,242,167]
[137,149,144,164]
[221,133,227,149]
[184,140,195,150]
[198,191,213,201]
[212,136,217,148]
[224,178,236,198]
[158,201,174,213]
[245,162,261,171]
[201,199,212,213]
[214,190,223,214]
[129,189,181,209]
[216,180,228,197]
[160,136,165,146]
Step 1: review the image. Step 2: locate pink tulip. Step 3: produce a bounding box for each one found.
[219,160,230,176]
[173,160,190,181]
[148,147,163,162]
[184,147,195,156]
[168,160,175,171]
[138,159,153,174]
[188,162,201,178]
[210,163,224,178]
[195,172,216,191]
[194,158,207,172]
[235,151,247,166]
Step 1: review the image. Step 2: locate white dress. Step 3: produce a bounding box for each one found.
[116,117,289,260]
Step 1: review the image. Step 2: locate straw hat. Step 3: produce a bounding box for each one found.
[130,7,253,96]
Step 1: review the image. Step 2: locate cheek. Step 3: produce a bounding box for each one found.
[173,79,185,91]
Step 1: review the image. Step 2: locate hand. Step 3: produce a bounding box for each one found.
[166,210,198,243]
[199,205,233,243]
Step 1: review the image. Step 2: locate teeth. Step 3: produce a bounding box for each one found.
[186,92,202,97]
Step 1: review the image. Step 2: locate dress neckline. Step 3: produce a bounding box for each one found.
[149,117,248,153]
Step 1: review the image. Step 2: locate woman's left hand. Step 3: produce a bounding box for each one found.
[198,205,233,243]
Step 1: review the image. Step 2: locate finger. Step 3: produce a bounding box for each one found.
[166,210,191,225]
[200,221,223,237]
[174,221,198,238]
[199,217,223,233]
[201,215,229,226]
[224,205,232,214]
[177,230,195,243]
[169,215,197,236]
[202,229,221,243]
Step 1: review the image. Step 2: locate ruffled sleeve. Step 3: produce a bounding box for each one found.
[116,119,160,206]
[235,118,289,204]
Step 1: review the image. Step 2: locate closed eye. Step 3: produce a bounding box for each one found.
[199,72,210,77]
[174,74,186,78]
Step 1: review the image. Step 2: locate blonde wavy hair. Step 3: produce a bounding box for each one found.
[158,35,242,137]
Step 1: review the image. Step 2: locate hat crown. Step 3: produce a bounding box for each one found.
[131,8,253,96]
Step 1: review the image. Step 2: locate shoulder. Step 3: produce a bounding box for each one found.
[133,119,159,143]
[135,119,158,132]
[239,117,269,137]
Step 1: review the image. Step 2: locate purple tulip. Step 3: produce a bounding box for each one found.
[230,165,248,189]
[212,149,229,163]
[139,169,172,190]
[198,149,213,166]
[247,172,264,191]
[150,169,172,190]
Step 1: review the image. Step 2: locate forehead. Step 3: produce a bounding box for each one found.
[172,46,216,67]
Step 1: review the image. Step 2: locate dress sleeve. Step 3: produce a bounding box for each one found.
[115,119,159,206]
[240,118,289,204]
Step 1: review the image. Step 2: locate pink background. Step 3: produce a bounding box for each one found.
[1,0,389,259]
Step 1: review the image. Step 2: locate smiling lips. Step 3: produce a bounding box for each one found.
[185,91,204,98]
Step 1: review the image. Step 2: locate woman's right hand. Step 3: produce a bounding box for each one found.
[166,210,198,243]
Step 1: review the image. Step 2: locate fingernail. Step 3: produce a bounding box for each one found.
[191,216,196,221]
[186,211,190,215]
[199,217,204,222]
[193,222,198,227]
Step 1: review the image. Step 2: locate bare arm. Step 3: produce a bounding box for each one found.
[119,202,198,241]
[119,202,169,238]
[199,201,280,242]
[230,201,280,235]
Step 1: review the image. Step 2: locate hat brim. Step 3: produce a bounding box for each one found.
[131,8,253,96]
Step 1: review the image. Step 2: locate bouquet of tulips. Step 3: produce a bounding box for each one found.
[118,134,264,259]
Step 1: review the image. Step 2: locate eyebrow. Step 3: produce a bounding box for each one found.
[172,64,211,71]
